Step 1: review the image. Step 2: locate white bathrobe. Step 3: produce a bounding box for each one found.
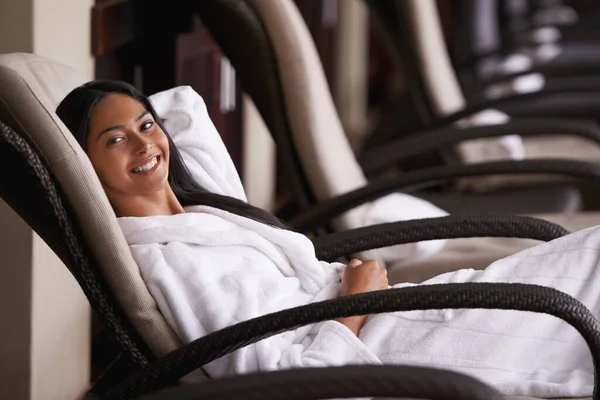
[118,86,599,398]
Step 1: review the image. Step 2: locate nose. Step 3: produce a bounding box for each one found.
[132,133,152,154]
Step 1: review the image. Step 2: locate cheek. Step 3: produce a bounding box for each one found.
[158,134,171,160]
[89,150,129,186]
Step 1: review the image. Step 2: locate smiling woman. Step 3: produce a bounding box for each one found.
[55,80,288,227]
[84,93,180,217]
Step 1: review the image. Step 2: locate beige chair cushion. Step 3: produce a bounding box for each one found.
[523,135,600,162]
[0,53,204,380]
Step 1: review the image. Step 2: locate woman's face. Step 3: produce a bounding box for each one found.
[87,93,170,201]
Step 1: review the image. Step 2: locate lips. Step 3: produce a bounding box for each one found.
[130,155,161,174]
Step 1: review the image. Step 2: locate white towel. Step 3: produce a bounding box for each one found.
[149,85,448,263]
[118,201,599,398]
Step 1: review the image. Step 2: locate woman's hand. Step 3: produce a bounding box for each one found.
[340,259,389,296]
[337,259,389,336]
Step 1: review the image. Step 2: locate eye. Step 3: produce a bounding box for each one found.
[141,120,154,131]
[109,136,125,145]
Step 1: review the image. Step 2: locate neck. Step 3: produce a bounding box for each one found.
[110,186,185,218]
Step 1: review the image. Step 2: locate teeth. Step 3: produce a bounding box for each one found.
[132,156,158,173]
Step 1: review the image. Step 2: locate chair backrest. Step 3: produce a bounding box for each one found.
[462,0,503,61]
[365,0,437,126]
[194,0,371,232]
[0,53,203,380]
[400,0,469,117]
[366,0,470,120]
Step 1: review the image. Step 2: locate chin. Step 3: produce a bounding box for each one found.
[140,176,170,193]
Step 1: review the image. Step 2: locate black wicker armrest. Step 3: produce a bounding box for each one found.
[359,118,600,174]
[290,158,600,232]
[432,81,600,127]
[312,214,568,262]
[135,365,503,400]
[457,46,531,70]
[100,283,600,400]
[470,67,600,92]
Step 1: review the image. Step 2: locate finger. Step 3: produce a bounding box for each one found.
[347,259,363,268]
[363,260,381,269]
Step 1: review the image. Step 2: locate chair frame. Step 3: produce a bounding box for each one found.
[1,105,599,400]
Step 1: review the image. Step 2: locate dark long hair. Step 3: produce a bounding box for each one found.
[56,80,289,230]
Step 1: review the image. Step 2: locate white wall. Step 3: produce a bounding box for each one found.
[0,0,94,399]
[0,0,34,52]
[33,0,95,74]
[0,203,34,400]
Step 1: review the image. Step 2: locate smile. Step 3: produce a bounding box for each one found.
[131,155,160,174]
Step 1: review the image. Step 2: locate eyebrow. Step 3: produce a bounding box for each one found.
[97,110,151,140]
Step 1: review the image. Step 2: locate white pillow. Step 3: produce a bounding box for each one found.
[149,86,247,201]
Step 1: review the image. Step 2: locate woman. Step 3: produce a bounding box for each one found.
[57,80,599,398]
